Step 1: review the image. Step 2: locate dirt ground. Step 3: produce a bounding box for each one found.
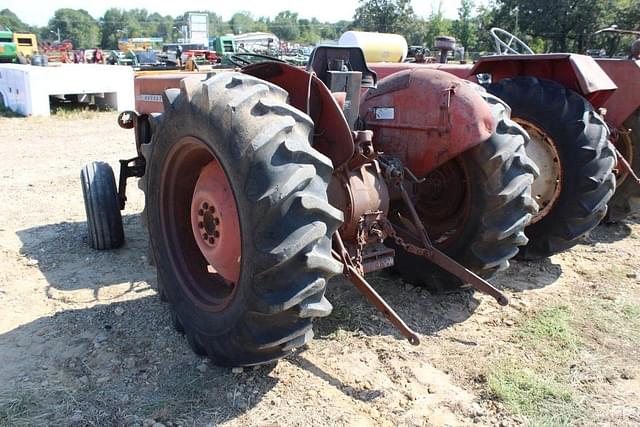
[0,112,639,427]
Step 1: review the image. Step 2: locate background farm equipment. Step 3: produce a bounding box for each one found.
[40,39,75,63]
[81,46,538,366]
[0,30,17,63]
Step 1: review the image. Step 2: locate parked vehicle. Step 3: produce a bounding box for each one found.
[81,46,538,366]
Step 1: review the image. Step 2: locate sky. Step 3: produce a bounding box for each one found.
[4,0,476,27]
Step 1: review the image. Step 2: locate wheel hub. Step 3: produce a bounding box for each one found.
[413,159,470,246]
[196,202,221,246]
[517,119,562,224]
[190,159,241,284]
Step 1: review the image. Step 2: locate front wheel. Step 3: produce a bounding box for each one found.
[80,161,124,250]
[392,91,539,293]
[142,73,343,366]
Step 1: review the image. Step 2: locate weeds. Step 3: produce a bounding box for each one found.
[516,304,580,360]
[487,305,581,424]
[488,363,576,426]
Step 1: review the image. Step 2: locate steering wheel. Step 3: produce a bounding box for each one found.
[490,27,534,55]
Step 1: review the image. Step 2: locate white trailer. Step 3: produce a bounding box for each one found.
[0,63,134,116]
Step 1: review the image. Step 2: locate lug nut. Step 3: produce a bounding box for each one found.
[198,209,204,216]
[203,202,209,210]
[208,237,215,244]
[214,231,220,238]
[214,218,220,225]
[198,221,204,229]
[203,233,208,240]
[209,206,215,213]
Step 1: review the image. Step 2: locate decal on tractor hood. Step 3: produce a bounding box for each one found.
[136,94,163,103]
[374,107,395,120]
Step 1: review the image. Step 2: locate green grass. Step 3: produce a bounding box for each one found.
[487,305,582,424]
[487,300,640,424]
[488,364,576,426]
[51,104,113,119]
[516,304,580,359]
[622,303,640,319]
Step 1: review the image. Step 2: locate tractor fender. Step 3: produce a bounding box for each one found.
[360,68,495,177]
[243,62,354,170]
[470,54,617,109]
[595,58,640,129]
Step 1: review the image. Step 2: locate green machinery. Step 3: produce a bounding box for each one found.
[0,30,17,63]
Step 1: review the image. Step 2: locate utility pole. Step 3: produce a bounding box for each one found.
[49,29,61,43]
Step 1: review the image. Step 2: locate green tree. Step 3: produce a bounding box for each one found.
[491,0,615,52]
[298,18,321,43]
[230,11,257,34]
[48,8,100,48]
[208,12,231,35]
[0,9,29,31]
[353,0,416,39]
[271,11,300,41]
[99,8,127,49]
[451,0,477,51]
[424,3,451,47]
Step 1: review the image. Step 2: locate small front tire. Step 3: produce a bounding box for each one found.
[80,161,125,250]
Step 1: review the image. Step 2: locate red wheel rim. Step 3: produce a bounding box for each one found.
[190,160,241,284]
[516,119,562,224]
[159,136,241,312]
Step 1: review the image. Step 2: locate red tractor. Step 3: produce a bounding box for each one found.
[371,28,623,282]
[81,47,539,366]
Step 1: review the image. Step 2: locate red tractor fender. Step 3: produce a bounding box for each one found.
[595,59,640,129]
[360,68,495,177]
[469,54,617,109]
[243,62,355,170]
[371,54,617,110]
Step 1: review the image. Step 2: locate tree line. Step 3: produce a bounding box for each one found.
[0,0,638,53]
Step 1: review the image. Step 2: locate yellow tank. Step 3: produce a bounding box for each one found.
[338,31,408,63]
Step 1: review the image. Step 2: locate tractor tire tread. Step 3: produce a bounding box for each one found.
[80,161,125,250]
[488,77,616,259]
[143,72,342,366]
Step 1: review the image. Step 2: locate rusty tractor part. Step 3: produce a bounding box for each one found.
[607,111,640,221]
[84,46,539,367]
[377,87,539,292]
[369,28,622,260]
[487,77,616,259]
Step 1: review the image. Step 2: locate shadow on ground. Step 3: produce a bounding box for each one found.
[493,257,563,292]
[0,297,278,425]
[7,214,568,423]
[16,214,155,302]
[585,220,634,245]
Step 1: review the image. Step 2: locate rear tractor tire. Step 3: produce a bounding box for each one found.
[80,161,125,250]
[391,90,539,293]
[141,73,343,366]
[488,77,616,259]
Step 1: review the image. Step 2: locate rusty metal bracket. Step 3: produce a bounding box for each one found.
[613,144,640,186]
[117,156,145,210]
[382,218,508,306]
[379,156,509,306]
[332,235,421,346]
